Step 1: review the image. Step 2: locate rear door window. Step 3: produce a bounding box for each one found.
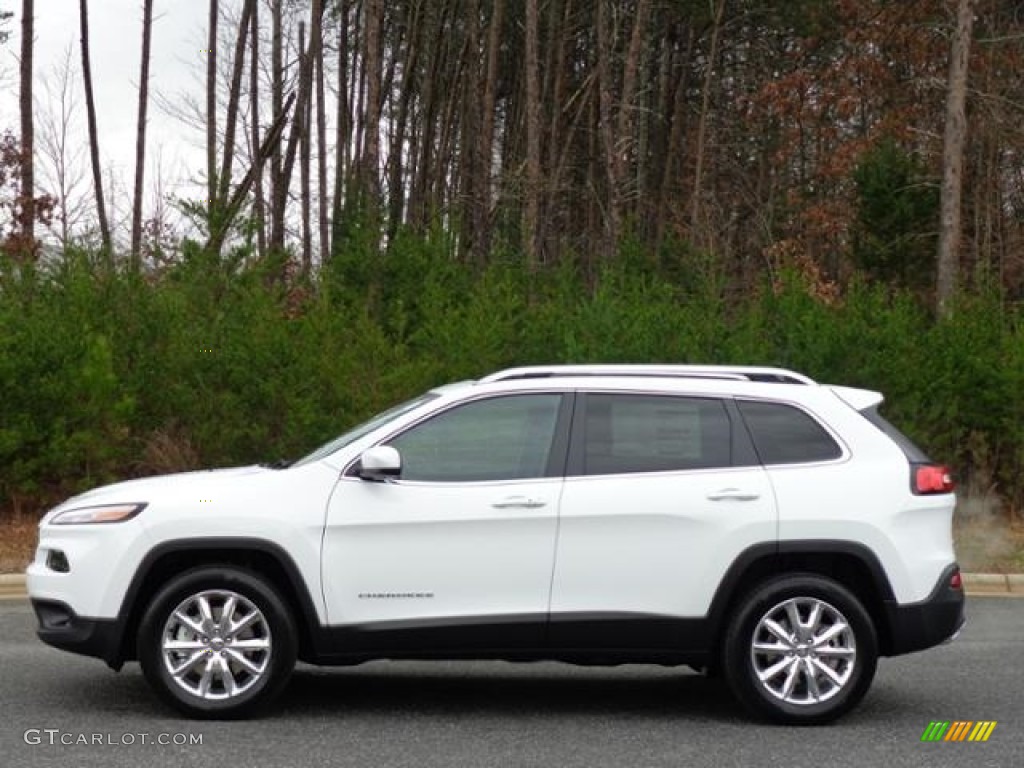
[581,394,732,475]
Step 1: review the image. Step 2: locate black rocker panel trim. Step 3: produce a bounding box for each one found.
[309,612,712,667]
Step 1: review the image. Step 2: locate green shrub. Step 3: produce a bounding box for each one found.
[1,238,1022,515]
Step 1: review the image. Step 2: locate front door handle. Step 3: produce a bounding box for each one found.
[491,496,547,509]
[707,488,760,502]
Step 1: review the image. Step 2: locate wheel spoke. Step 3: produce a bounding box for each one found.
[752,640,790,655]
[197,595,216,633]
[218,655,239,696]
[763,619,796,647]
[225,648,264,675]
[805,601,823,634]
[197,660,215,695]
[784,601,802,636]
[229,610,261,637]
[812,622,849,647]
[804,660,821,701]
[220,595,238,632]
[758,656,794,683]
[812,657,846,687]
[173,610,205,636]
[815,645,855,659]
[231,637,271,652]
[170,650,207,677]
[780,658,801,698]
[164,639,207,652]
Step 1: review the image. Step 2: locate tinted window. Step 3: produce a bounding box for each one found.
[388,394,562,482]
[737,400,842,465]
[582,395,731,475]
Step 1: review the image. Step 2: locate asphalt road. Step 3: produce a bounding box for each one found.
[1,598,1021,768]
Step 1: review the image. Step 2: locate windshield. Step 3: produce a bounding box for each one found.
[291,392,439,466]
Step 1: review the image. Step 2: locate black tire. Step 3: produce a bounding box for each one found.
[137,565,297,719]
[722,574,877,725]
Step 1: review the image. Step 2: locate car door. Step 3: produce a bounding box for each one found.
[321,392,571,651]
[549,391,776,651]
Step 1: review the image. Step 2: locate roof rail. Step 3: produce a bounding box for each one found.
[479,365,816,386]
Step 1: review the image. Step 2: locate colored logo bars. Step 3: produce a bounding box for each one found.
[921,721,997,742]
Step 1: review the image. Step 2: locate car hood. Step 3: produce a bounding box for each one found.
[44,466,272,521]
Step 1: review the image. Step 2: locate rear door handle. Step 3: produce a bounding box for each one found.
[707,488,760,502]
[491,496,547,509]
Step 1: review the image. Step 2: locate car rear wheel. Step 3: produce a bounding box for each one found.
[137,566,297,719]
[723,574,877,724]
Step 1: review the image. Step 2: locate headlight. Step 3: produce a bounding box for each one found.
[50,502,148,525]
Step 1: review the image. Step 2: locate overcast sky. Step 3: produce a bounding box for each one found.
[2,0,209,217]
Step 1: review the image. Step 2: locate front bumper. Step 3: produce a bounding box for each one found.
[883,563,966,656]
[31,599,123,670]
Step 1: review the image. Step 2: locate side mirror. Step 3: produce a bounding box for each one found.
[356,445,401,482]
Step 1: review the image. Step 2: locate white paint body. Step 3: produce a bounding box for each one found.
[27,369,958,632]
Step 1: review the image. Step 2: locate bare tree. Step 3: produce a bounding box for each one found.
[269,0,285,251]
[130,0,155,268]
[78,0,110,251]
[937,0,976,317]
[690,0,724,245]
[19,0,34,256]
[216,0,256,214]
[36,45,90,248]
[315,14,329,262]
[523,0,541,268]
[207,0,218,221]
[250,0,265,257]
[299,21,312,272]
[360,0,383,211]
[280,0,325,252]
[475,0,504,262]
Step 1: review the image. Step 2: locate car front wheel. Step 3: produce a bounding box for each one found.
[723,574,878,724]
[137,566,297,719]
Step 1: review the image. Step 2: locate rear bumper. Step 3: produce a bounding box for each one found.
[883,563,966,656]
[31,599,123,670]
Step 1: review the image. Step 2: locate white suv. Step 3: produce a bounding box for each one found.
[26,365,964,723]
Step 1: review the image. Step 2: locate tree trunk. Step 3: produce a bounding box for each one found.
[19,0,34,257]
[330,0,350,257]
[216,0,256,214]
[130,0,154,269]
[937,0,975,318]
[270,0,284,251]
[386,2,421,243]
[476,0,504,264]
[596,0,620,259]
[362,0,383,211]
[690,0,725,245]
[251,0,265,257]
[281,0,324,241]
[207,0,218,223]
[78,0,110,252]
[523,0,541,268]
[299,22,312,273]
[315,16,329,263]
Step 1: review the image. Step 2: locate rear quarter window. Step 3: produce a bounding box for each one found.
[737,400,842,465]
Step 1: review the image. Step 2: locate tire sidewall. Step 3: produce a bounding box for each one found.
[724,574,878,725]
[138,566,297,719]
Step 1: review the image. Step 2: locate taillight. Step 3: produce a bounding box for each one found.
[913,464,955,495]
[949,570,963,590]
